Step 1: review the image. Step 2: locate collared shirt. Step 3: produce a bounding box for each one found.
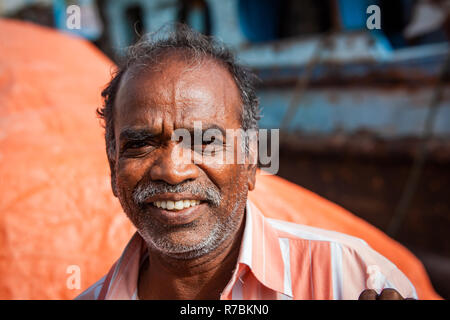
[76,200,417,300]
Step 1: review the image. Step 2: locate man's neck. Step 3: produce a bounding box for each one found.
[137,213,246,300]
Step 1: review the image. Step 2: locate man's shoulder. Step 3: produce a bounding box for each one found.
[264,217,418,298]
[74,275,106,300]
[266,217,370,249]
[265,217,398,270]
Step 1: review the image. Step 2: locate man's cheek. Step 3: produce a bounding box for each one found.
[115,164,140,204]
[222,167,248,198]
[117,158,146,183]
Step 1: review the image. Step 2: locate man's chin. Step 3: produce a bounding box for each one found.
[155,246,212,260]
[140,229,223,260]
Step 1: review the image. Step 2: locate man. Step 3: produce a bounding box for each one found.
[77,25,416,300]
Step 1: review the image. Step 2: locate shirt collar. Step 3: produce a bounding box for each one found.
[233,200,290,297]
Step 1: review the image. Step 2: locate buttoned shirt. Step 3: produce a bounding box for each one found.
[76,200,417,300]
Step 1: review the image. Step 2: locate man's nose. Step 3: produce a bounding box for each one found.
[150,142,199,185]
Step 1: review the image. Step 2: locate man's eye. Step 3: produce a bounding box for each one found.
[192,138,222,150]
[203,138,216,145]
[125,141,149,149]
[121,141,155,158]
[203,136,224,145]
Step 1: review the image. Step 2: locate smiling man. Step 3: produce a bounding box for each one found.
[76,25,417,300]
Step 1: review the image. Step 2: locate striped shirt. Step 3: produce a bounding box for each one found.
[76,200,418,300]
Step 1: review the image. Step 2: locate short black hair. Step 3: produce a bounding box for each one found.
[97,23,260,190]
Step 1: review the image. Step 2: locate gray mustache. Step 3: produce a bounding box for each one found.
[133,181,222,207]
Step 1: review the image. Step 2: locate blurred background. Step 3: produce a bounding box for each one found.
[0,0,449,298]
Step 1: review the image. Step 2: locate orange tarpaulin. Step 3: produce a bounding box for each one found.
[0,19,135,299]
[0,19,441,299]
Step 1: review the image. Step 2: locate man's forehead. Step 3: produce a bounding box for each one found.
[114,56,242,131]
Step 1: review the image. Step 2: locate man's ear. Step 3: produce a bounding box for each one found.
[246,131,258,191]
[247,164,257,191]
[109,159,118,197]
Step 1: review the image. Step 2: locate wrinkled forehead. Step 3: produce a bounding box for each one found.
[114,55,243,134]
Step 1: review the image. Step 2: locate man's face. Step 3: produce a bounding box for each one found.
[112,54,255,259]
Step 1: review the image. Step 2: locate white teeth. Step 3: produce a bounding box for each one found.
[153,199,201,211]
[174,200,184,210]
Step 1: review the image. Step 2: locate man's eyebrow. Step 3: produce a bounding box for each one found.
[119,128,157,142]
[185,124,227,137]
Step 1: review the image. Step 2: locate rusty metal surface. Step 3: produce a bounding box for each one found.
[254,53,449,88]
[279,131,450,163]
[258,87,450,139]
[277,144,450,256]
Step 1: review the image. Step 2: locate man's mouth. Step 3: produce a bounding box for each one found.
[152,200,202,211]
[145,198,206,226]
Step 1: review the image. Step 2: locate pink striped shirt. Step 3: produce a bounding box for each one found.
[76,200,417,300]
